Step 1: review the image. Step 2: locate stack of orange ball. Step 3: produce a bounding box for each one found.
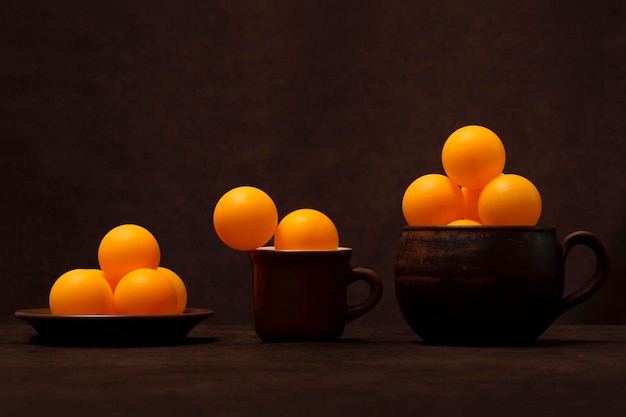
[213,186,339,251]
[49,224,187,315]
[402,125,542,226]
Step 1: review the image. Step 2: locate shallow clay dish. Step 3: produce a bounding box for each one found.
[15,308,214,346]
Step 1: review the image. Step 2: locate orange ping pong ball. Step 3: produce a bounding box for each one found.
[114,268,178,315]
[157,267,187,314]
[442,125,506,189]
[98,224,161,290]
[402,174,464,226]
[274,208,339,250]
[213,186,278,251]
[49,269,115,315]
[461,186,482,223]
[447,219,482,226]
[477,174,542,226]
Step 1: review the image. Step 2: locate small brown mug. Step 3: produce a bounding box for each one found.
[249,247,383,342]
[394,226,610,345]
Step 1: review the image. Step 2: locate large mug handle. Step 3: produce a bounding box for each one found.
[559,231,610,314]
[345,267,383,323]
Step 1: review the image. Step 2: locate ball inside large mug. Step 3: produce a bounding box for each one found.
[394,226,610,345]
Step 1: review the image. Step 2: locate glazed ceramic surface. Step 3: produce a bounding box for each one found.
[394,226,609,345]
[250,247,382,342]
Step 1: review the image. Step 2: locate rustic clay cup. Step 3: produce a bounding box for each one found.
[249,247,383,342]
[394,226,610,345]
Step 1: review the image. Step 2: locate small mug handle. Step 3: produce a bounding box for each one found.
[559,231,610,314]
[345,267,383,323]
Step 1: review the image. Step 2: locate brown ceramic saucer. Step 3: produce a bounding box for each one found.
[15,308,214,346]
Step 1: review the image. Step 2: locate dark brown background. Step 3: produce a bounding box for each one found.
[1,0,624,325]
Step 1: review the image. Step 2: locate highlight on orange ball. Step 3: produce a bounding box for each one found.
[97,224,161,290]
[477,174,542,226]
[441,125,506,189]
[213,186,278,251]
[113,268,178,315]
[402,174,464,226]
[273,208,339,250]
[49,269,115,315]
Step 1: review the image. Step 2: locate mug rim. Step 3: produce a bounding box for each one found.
[402,225,556,231]
[252,246,352,253]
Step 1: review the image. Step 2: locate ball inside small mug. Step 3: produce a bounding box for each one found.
[394,226,610,346]
[249,247,383,342]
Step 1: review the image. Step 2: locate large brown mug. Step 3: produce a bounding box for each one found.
[394,226,610,345]
[249,247,383,342]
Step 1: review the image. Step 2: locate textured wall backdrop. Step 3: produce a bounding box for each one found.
[1,0,624,325]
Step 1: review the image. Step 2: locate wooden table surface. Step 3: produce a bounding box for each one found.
[2,321,626,417]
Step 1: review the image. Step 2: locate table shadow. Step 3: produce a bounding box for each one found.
[338,337,389,344]
[407,338,616,348]
[25,334,219,348]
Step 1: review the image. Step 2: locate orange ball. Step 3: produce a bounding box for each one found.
[477,174,542,226]
[447,219,482,226]
[114,268,178,315]
[213,186,278,251]
[461,186,482,223]
[402,174,464,226]
[274,208,339,250]
[98,224,161,290]
[157,267,187,314]
[442,125,506,189]
[49,269,115,315]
